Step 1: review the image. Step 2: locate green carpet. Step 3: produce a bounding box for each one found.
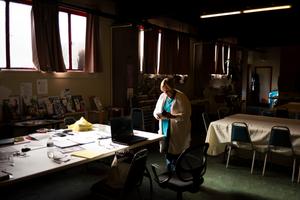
[1,149,299,200]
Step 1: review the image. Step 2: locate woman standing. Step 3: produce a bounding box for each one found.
[153,77,191,171]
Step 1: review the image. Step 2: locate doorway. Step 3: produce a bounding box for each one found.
[255,66,272,105]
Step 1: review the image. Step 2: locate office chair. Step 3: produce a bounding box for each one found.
[130,108,145,131]
[151,143,209,200]
[262,126,297,182]
[64,116,76,128]
[226,122,256,174]
[91,149,150,200]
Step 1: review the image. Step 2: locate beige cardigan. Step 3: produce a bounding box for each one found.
[153,89,191,155]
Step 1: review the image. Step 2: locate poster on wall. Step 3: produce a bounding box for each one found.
[20,82,33,97]
[37,79,48,95]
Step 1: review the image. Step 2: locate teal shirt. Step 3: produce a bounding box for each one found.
[162,97,174,137]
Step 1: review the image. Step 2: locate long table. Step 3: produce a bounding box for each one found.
[0,124,162,186]
[206,113,300,156]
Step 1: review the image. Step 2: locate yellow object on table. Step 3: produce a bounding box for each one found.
[68,117,93,132]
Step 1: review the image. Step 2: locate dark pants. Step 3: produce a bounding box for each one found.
[166,153,179,172]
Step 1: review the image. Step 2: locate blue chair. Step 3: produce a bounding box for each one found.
[262,126,296,182]
[226,122,256,174]
[130,108,145,131]
[275,108,289,118]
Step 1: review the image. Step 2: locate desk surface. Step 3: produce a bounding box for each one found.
[206,113,300,156]
[14,119,62,127]
[0,124,162,186]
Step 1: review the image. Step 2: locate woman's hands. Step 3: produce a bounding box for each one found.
[157,111,175,119]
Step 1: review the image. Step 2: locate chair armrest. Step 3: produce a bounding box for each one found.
[151,163,170,185]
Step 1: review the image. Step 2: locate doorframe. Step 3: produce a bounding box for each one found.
[255,66,272,104]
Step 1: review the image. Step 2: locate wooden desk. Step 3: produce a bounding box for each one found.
[0,125,162,186]
[206,114,300,156]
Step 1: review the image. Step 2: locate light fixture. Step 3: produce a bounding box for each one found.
[243,5,291,13]
[200,11,241,19]
[200,5,292,19]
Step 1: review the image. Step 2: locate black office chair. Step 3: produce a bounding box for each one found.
[64,116,76,128]
[226,122,256,174]
[91,149,150,200]
[130,108,145,131]
[262,126,296,182]
[151,143,209,200]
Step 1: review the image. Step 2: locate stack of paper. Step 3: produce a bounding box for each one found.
[71,150,102,159]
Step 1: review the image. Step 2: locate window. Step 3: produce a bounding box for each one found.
[138,26,144,73]
[0,1,5,68]
[1,1,87,71]
[59,11,86,70]
[156,31,161,74]
[212,43,231,78]
[9,2,33,68]
[138,27,161,74]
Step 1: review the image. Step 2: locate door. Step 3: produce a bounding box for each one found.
[255,66,272,105]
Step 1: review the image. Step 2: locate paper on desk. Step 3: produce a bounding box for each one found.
[68,135,95,144]
[28,133,50,141]
[71,150,102,159]
[54,139,79,148]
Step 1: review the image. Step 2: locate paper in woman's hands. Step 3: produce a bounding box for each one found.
[157,110,170,119]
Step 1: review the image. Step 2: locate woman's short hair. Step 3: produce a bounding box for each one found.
[160,77,175,92]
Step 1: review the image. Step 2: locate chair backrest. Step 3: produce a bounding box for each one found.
[131,108,145,130]
[64,116,76,127]
[201,112,210,133]
[231,122,251,143]
[269,126,292,148]
[175,143,209,183]
[123,149,148,194]
[217,106,230,119]
[275,108,289,118]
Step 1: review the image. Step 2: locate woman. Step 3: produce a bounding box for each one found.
[153,77,191,170]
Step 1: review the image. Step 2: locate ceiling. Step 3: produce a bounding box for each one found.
[68,0,300,47]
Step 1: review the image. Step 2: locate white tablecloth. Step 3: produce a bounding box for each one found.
[206,114,300,156]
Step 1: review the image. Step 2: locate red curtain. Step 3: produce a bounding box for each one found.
[31,0,66,72]
[176,32,190,74]
[85,14,102,73]
[144,27,158,74]
[159,29,178,74]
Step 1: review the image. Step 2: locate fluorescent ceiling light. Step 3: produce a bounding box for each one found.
[243,5,291,13]
[200,5,292,19]
[200,11,241,19]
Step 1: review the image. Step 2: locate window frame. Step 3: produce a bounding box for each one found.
[0,0,87,71]
[1,0,35,70]
[59,7,87,71]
